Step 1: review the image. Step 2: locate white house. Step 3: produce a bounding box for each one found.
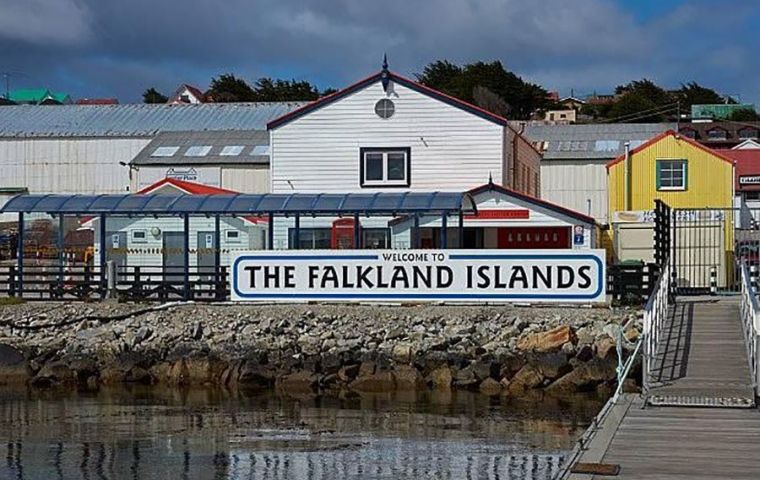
[90,178,267,274]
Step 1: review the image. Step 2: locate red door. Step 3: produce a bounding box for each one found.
[497,227,571,249]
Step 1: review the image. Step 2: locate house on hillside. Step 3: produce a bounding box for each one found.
[678,121,760,149]
[167,84,206,104]
[522,123,673,223]
[9,89,72,105]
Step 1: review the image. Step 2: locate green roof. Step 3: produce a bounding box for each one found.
[692,103,756,120]
[8,88,71,104]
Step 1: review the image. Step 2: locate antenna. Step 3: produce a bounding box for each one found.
[0,71,28,100]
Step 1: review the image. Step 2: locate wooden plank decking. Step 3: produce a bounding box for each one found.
[563,298,760,479]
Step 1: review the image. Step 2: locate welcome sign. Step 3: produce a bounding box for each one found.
[231,250,606,303]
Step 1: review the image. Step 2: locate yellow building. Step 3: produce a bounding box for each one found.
[607,130,735,289]
[608,130,734,214]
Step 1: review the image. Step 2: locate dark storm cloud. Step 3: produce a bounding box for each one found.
[0,0,758,103]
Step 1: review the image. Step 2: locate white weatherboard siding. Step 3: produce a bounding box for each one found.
[221,166,269,193]
[540,159,608,222]
[0,138,148,195]
[270,81,504,193]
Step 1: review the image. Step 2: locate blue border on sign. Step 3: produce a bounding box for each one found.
[231,253,605,301]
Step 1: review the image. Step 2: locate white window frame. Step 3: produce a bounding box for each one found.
[225,230,241,243]
[131,229,148,243]
[360,148,410,187]
[657,159,687,191]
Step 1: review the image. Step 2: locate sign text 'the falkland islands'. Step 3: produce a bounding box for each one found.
[231,250,605,303]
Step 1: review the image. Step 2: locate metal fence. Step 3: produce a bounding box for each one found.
[670,207,760,294]
[740,261,760,395]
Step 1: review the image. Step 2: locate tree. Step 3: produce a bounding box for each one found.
[606,92,663,122]
[142,87,167,104]
[416,60,549,119]
[676,82,724,109]
[729,108,760,121]
[252,78,320,101]
[207,74,257,102]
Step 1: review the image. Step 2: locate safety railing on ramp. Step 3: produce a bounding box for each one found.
[642,257,671,395]
[739,261,759,396]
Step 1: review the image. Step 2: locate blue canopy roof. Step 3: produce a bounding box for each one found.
[0,192,476,215]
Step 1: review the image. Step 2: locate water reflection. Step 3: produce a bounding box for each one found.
[0,387,601,480]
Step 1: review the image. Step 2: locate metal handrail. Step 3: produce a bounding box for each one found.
[642,258,671,395]
[739,261,759,395]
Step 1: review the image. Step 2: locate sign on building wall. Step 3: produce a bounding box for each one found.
[231,249,605,303]
[739,175,760,186]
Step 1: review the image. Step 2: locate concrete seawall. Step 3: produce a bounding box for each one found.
[0,302,640,397]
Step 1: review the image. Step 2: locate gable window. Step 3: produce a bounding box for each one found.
[680,129,697,139]
[707,128,727,141]
[359,147,411,187]
[656,159,688,191]
[739,128,759,140]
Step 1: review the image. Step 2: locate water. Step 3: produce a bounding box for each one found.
[0,387,602,480]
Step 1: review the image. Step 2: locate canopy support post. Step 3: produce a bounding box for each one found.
[458,210,464,248]
[99,214,107,299]
[16,212,23,297]
[268,213,274,250]
[440,213,448,249]
[57,213,65,292]
[294,213,301,250]
[214,214,221,297]
[354,213,361,249]
[183,214,190,300]
[413,213,421,249]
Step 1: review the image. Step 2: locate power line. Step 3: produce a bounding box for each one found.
[597,102,680,124]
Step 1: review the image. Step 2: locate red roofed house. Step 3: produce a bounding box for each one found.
[88,178,266,276]
[167,84,207,104]
[718,148,760,225]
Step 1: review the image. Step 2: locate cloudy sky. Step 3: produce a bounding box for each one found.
[1,0,758,104]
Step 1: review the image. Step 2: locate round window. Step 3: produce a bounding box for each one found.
[374,99,395,119]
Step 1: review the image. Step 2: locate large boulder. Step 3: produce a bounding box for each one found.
[505,364,545,395]
[394,365,425,391]
[430,366,453,390]
[32,362,75,387]
[517,325,576,353]
[479,377,503,396]
[350,371,396,392]
[0,344,30,385]
[545,358,616,394]
[277,371,319,393]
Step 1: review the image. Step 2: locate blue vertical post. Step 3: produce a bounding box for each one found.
[214,214,221,296]
[57,213,65,294]
[440,213,448,249]
[99,214,106,299]
[294,213,300,250]
[268,213,274,250]
[413,213,420,249]
[183,214,190,300]
[354,213,361,249]
[16,212,24,296]
[214,215,221,267]
[458,210,464,248]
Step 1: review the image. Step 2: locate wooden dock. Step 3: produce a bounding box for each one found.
[563,298,760,479]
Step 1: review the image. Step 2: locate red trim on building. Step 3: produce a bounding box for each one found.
[467,183,595,225]
[606,130,736,170]
[266,71,509,130]
[464,209,530,220]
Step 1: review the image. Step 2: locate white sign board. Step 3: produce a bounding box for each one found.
[231,249,606,303]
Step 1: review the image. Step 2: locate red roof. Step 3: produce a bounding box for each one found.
[467,182,596,225]
[80,178,264,226]
[76,98,119,105]
[138,177,236,195]
[718,149,760,191]
[606,130,736,170]
[267,70,509,130]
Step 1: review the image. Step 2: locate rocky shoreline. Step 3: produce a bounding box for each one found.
[0,301,641,397]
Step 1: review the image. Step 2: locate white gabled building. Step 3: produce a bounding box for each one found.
[268,67,541,195]
[264,63,595,251]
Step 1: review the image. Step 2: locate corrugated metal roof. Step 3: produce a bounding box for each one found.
[131,130,270,166]
[523,123,675,160]
[0,102,305,138]
[0,191,476,215]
